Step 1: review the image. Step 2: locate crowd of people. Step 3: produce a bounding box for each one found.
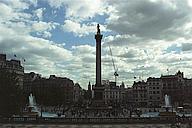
[39,105,132,118]
[64,107,131,118]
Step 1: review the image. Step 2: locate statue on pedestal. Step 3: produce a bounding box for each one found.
[97,24,100,35]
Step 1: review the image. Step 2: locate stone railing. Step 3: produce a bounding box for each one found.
[0,117,192,124]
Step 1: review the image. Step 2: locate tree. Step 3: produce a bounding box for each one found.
[0,70,24,117]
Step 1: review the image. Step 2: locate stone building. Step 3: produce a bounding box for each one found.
[132,81,147,107]
[161,71,185,106]
[102,80,125,106]
[24,73,74,105]
[147,77,162,107]
[124,87,133,107]
[23,72,41,93]
[0,54,24,89]
[87,82,92,100]
[73,83,84,103]
[183,78,192,107]
[120,82,126,104]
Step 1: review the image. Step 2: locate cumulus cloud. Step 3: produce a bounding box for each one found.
[0,3,12,17]
[63,20,108,37]
[182,43,192,51]
[32,21,59,39]
[33,8,46,20]
[32,21,52,31]
[0,24,75,77]
[72,45,95,54]
[104,34,144,47]
[106,0,192,40]
[0,2,32,22]
[47,0,106,21]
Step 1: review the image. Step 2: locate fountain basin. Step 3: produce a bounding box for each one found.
[22,106,40,117]
[159,111,176,117]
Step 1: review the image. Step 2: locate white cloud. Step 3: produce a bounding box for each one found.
[63,20,108,37]
[0,3,12,17]
[188,0,192,7]
[27,0,38,7]
[104,34,144,47]
[182,43,192,51]
[0,2,32,22]
[42,31,52,38]
[47,0,106,21]
[32,21,56,31]
[33,8,45,20]
[0,25,74,76]
[72,45,95,54]
[32,21,59,39]
[3,0,29,10]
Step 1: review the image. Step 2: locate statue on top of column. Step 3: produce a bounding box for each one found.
[97,24,100,35]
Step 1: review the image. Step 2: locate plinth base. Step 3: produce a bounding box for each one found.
[87,100,112,110]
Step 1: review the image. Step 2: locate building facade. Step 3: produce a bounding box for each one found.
[102,80,125,107]
[161,71,185,107]
[73,83,84,103]
[124,87,133,108]
[147,77,162,107]
[183,78,192,107]
[132,81,148,107]
[24,73,74,106]
[129,71,192,108]
[0,54,24,89]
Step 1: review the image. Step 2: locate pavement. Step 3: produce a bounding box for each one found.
[0,124,189,128]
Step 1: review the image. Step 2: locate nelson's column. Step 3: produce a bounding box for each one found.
[93,24,104,103]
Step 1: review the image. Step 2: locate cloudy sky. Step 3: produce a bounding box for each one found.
[1,0,192,88]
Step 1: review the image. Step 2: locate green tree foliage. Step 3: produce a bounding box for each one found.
[0,70,24,117]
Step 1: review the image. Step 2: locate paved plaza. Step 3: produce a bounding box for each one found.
[0,124,190,128]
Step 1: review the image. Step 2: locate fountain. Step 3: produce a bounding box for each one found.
[165,95,171,107]
[164,94,171,112]
[23,93,40,117]
[159,94,176,117]
[29,93,36,107]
